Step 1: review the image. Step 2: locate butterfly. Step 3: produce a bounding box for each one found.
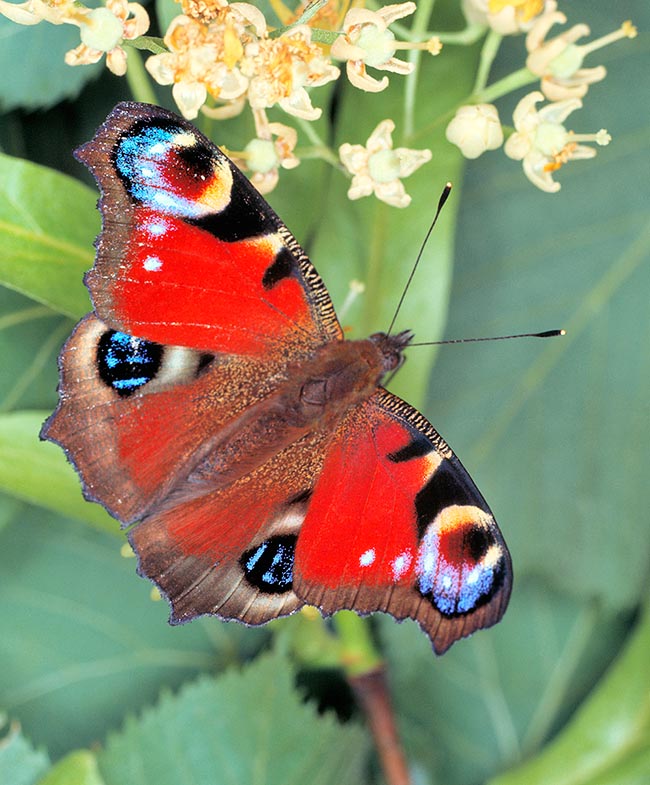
[41,102,512,654]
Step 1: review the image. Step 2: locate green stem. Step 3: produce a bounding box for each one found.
[333,612,383,678]
[473,28,502,94]
[407,66,538,145]
[475,66,538,103]
[437,23,487,45]
[362,199,388,334]
[296,119,342,169]
[402,0,436,138]
[124,47,158,105]
[389,16,486,46]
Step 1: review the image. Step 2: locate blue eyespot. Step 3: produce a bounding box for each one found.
[97,330,163,397]
[241,535,296,594]
[114,124,207,217]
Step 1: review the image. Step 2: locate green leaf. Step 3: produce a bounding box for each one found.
[428,1,650,609]
[0,19,101,112]
[0,411,116,533]
[0,288,64,412]
[0,507,262,759]
[0,153,96,318]
[97,650,369,785]
[36,751,105,785]
[488,602,650,785]
[154,0,179,36]
[0,721,49,785]
[380,578,631,785]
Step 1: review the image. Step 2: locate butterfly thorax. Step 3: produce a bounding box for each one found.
[285,336,397,427]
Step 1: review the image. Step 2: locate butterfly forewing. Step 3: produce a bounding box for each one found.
[76,102,341,356]
[293,390,512,654]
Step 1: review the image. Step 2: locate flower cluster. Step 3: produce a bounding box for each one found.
[0,0,637,199]
[446,0,636,191]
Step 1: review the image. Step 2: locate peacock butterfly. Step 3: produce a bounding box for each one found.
[41,102,511,654]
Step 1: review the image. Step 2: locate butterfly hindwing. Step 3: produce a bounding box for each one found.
[126,430,332,625]
[76,102,341,356]
[42,314,281,522]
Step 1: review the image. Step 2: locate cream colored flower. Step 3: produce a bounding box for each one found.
[339,119,431,208]
[504,91,611,192]
[446,104,504,159]
[526,2,637,101]
[63,0,149,75]
[331,2,441,93]
[462,0,546,35]
[146,8,259,118]
[242,121,299,194]
[0,0,77,24]
[244,25,339,120]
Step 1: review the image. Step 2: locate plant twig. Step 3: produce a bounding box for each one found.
[348,666,412,785]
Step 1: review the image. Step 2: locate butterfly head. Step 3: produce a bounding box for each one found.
[369,330,414,376]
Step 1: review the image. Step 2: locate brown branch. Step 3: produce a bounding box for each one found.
[347,666,411,785]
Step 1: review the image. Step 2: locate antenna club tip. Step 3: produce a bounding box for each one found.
[559,329,567,336]
[445,181,452,189]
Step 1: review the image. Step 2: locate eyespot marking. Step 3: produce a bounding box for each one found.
[97,330,163,397]
[240,534,296,594]
[416,506,506,617]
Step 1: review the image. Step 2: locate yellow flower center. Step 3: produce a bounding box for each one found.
[223,21,243,68]
[488,0,543,22]
[543,142,577,172]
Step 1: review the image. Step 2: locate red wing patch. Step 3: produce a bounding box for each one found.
[90,207,316,355]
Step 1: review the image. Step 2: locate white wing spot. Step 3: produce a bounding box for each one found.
[143,256,162,272]
[146,220,168,237]
[391,550,413,582]
[359,548,375,567]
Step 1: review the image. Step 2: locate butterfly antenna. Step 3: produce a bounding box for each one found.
[409,329,566,347]
[386,183,452,337]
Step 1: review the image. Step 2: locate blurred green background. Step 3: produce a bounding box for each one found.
[0,1,648,783]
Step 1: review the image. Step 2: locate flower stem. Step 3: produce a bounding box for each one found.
[332,611,383,677]
[472,28,501,94]
[475,66,538,103]
[296,119,342,168]
[402,0,436,137]
[348,667,412,785]
[124,47,158,105]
